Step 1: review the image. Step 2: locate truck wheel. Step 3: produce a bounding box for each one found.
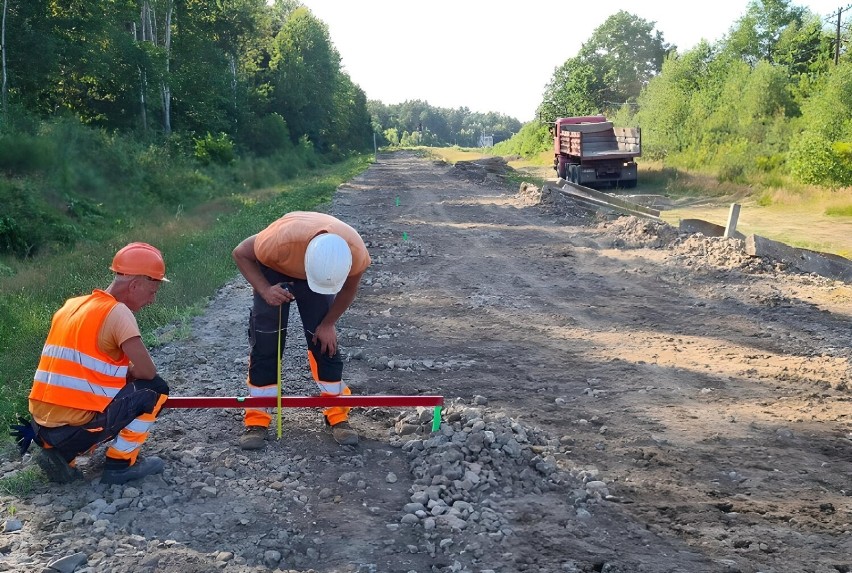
[556,161,567,180]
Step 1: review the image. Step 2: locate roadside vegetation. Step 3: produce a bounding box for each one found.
[492,4,852,193]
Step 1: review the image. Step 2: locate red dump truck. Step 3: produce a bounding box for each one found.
[553,115,641,189]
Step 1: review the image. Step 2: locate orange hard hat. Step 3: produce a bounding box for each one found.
[110,242,169,282]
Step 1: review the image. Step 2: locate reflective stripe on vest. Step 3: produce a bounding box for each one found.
[40,344,129,378]
[33,369,122,399]
[29,290,130,413]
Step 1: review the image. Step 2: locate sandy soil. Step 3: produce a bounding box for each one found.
[2,150,851,573]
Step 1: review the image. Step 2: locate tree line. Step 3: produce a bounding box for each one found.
[0,0,372,156]
[519,0,852,187]
[368,100,522,148]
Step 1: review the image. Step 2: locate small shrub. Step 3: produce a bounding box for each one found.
[754,153,785,172]
[64,195,106,223]
[0,182,77,258]
[789,133,852,186]
[296,135,318,168]
[714,139,752,184]
[492,121,550,159]
[0,134,53,174]
[831,141,852,163]
[240,114,291,157]
[194,132,235,166]
[717,161,746,183]
[756,190,774,206]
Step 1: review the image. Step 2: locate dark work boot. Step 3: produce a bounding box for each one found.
[330,420,359,446]
[239,425,268,450]
[34,448,83,484]
[101,457,164,485]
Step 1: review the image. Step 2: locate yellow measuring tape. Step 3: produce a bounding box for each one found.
[276,303,283,439]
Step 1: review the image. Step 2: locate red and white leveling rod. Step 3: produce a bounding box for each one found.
[163,395,445,432]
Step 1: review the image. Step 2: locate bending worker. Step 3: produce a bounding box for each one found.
[13,243,170,485]
[232,211,371,449]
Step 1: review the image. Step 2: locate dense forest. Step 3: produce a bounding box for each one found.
[500,1,852,189]
[1,0,371,153]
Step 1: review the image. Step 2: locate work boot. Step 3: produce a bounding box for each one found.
[101,457,164,485]
[34,448,83,484]
[330,420,359,446]
[239,425,268,450]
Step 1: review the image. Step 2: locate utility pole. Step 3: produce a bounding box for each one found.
[829,4,852,64]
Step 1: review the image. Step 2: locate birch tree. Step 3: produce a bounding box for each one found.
[139,0,173,134]
[1,0,7,124]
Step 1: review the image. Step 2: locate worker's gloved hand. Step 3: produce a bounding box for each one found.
[9,415,40,456]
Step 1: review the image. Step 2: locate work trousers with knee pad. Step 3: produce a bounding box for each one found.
[244,265,351,427]
[35,375,169,468]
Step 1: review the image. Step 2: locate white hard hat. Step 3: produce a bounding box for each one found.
[305,233,353,294]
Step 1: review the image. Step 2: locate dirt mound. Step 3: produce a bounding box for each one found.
[449,157,510,185]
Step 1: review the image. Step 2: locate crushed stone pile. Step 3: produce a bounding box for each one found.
[668,235,777,273]
[595,217,680,249]
[0,402,615,573]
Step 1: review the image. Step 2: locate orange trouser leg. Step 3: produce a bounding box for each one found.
[105,393,167,465]
[243,375,277,427]
[308,352,351,425]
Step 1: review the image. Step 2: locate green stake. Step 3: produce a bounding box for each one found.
[402,231,409,241]
[431,406,442,432]
[395,196,400,206]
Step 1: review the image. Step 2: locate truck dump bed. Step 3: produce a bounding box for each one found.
[559,122,641,161]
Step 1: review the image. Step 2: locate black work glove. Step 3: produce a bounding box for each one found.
[9,415,41,456]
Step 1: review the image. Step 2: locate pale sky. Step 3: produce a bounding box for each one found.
[298,1,844,122]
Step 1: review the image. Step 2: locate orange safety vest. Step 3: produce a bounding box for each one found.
[29,290,130,413]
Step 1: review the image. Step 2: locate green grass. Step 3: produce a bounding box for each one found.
[0,155,372,431]
[0,467,43,496]
[826,204,852,217]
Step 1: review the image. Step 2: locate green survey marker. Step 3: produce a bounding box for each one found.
[402,231,409,241]
[431,406,442,432]
[395,196,400,206]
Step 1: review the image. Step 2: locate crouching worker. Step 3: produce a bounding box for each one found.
[11,243,170,485]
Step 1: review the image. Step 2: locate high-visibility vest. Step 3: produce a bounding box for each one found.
[29,290,129,413]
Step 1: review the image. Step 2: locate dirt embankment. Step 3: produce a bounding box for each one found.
[2,150,851,573]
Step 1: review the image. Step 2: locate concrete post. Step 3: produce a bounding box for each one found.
[724,203,741,239]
